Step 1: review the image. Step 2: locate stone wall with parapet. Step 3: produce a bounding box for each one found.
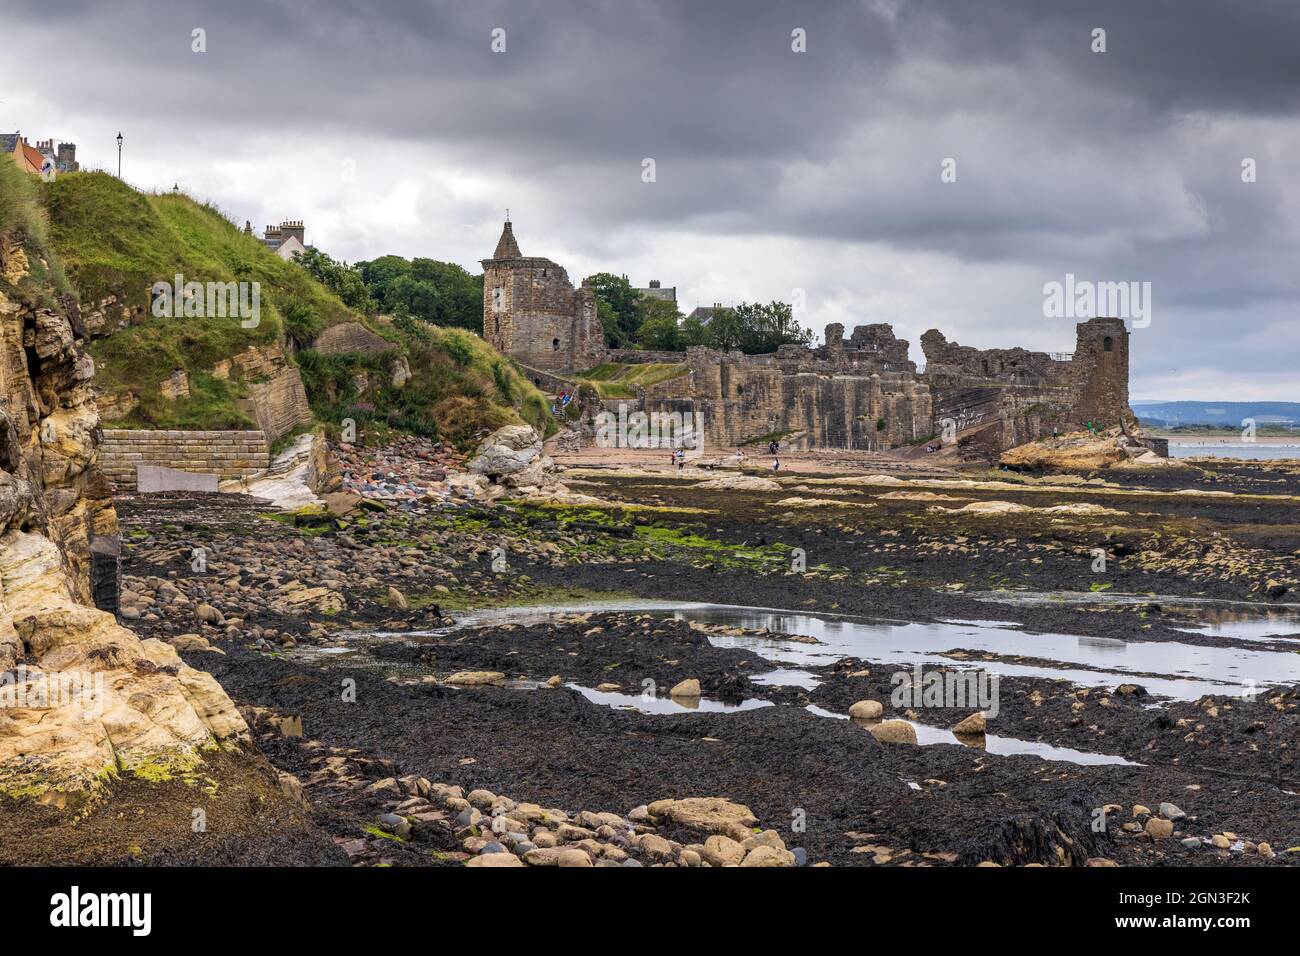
[99,429,270,492]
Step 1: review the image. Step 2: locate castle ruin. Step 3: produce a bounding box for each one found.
[482,220,1131,453]
[482,221,605,373]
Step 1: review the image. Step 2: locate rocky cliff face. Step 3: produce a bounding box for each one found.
[0,236,247,806]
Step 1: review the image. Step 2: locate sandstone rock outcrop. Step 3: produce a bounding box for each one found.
[1000,425,1175,472]
[459,424,600,504]
[0,234,248,805]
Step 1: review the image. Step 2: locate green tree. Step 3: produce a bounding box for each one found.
[680,314,710,348]
[635,297,684,350]
[596,299,625,348]
[586,272,642,347]
[706,307,745,351]
[354,255,483,332]
[293,247,374,313]
[709,300,811,354]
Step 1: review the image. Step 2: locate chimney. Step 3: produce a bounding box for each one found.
[279,220,305,244]
[649,279,661,289]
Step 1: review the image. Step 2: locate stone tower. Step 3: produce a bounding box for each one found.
[1071,317,1130,427]
[481,220,605,373]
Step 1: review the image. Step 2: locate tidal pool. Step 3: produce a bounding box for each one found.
[446,598,1300,700]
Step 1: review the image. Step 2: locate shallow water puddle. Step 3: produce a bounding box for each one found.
[444,599,1300,699]
[1172,611,1300,642]
[560,688,1134,766]
[565,683,772,714]
[974,589,1300,641]
[677,606,1299,700]
[803,705,1137,766]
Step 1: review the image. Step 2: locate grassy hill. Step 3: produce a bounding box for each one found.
[0,154,70,307]
[28,171,549,446]
[575,361,690,398]
[296,316,552,446]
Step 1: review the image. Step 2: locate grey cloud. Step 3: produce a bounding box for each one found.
[3,0,1298,398]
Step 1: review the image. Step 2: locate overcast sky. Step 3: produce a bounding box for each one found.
[4,0,1298,400]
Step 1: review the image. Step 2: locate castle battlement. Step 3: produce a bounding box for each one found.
[483,220,1130,452]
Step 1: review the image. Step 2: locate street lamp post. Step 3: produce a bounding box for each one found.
[116,132,122,178]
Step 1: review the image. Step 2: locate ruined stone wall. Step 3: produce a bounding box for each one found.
[640,369,698,402]
[668,348,933,449]
[920,329,1067,384]
[846,324,912,364]
[1070,318,1129,427]
[921,318,1130,444]
[481,224,1131,451]
[99,429,270,492]
[606,348,693,365]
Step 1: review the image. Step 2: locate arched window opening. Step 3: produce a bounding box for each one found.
[552,337,561,351]
[1103,336,1113,353]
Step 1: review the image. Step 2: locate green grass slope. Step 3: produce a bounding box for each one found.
[0,156,71,307]
[43,172,346,428]
[297,316,552,446]
[33,172,550,446]
[576,361,690,398]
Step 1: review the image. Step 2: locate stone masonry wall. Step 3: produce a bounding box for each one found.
[483,222,1131,452]
[99,429,270,492]
[1070,317,1129,427]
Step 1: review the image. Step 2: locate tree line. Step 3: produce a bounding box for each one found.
[293,252,811,355]
[585,272,812,354]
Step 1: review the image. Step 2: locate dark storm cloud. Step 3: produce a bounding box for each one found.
[4,0,1299,396]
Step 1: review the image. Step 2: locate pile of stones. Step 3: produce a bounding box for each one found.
[336,435,462,502]
[329,769,818,867]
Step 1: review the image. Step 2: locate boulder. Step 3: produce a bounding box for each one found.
[669,678,701,698]
[701,834,747,867]
[740,845,794,867]
[696,475,781,492]
[655,797,758,834]
[0,530,249,801]
[195,603,225,626]
[466,852,524,867]
[445,671,505,686]
[848,699,882,720]
[868,720,918,745]
[468,425,546,478]
[952,712,987,735]
[1145,818,1175,840]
